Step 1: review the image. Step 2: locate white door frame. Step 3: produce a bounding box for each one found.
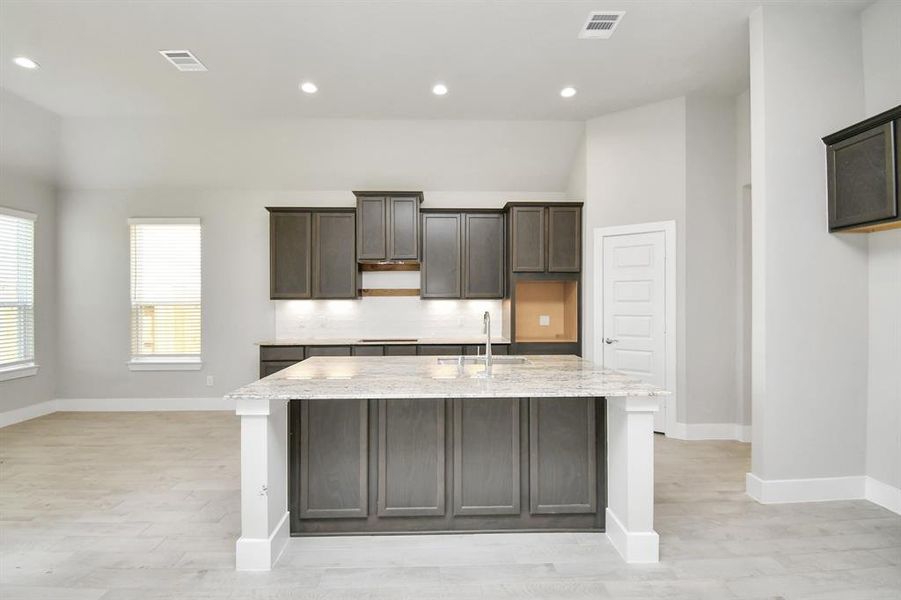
[593,221,677,437]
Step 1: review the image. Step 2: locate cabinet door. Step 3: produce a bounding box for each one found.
[357,196,387,260]
[510,206,545,272]
[463,213,505,298]
[377,399,446,516]
[388,196,420,260]
[270,211,311,299]
[529,397,596,514]
[298,399,368,519]
[313,212,358,298]
[827,123,897,230]
[547,207,581,272]
[420,213,462,298]
[453,398,520,516]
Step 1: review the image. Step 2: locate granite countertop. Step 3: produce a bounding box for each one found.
[226,355,668,400]
[258,337,511,346]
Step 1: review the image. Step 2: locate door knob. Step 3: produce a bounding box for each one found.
[605,337,619,344]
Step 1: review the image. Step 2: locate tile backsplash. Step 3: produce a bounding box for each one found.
[274,272,505,340]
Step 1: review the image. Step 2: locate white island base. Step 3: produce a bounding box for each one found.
[228,356,663,570]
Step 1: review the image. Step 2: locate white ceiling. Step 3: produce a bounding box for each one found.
[0,0,871,120]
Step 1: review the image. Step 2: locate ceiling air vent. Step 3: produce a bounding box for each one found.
[578,11,625,39]
[159,50,207,72]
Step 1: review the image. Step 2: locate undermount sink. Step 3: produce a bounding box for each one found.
[437,356,529,365]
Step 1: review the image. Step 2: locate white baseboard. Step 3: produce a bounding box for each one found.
[0,399,58,428]
[236,510,290,571]
[1,397,235,428]
[58,397,235,412]
[746,473,901,516]
[865,476,901,515]
[668,422,751,442]
[605,508,659,564]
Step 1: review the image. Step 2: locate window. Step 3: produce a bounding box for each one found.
[0,207,37,380]
[129,218,202,370]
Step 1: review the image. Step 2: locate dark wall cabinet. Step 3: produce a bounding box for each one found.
[355,192,422,261]
[420,212,462,298]
[510,204,581,273]
[421,210,505,299]
[824,106,901,233]
[268,208,357,300]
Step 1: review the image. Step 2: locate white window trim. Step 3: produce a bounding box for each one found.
[128,217,200,225]
[0,362,39,382]
[0,206,38,377]
[129,217,202,371]
[128,356,203,371]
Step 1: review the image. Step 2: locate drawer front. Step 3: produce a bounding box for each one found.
[418,345,464,356]
[306,346,352,357]
[260,360,300,378]
[353,345,385,356]
[463,344,510,356]
[260,346,305,361]
[385,345,417,356]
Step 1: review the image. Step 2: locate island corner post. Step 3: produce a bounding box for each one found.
[231,363,662,571]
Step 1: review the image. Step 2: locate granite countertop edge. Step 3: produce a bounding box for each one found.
[258,337,513,346]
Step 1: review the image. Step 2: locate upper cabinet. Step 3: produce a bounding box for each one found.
[823,105,901,233]
[421,210,506,300]
[268,208,357,300]
[420,212,462,299]
[463,213,505,298]
[509,204,581,273]
[355,192,423,261]
[269,210,312,299]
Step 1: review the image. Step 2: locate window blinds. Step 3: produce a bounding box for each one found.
[129,218,201,360]
[0,208,36,369]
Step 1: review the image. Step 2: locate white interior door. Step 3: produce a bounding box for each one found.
[602,231,667,432]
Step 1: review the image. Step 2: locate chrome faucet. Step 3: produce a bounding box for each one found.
[482,311,492,367]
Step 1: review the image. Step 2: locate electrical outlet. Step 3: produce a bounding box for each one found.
[206,375,214,387]
[539,315,550,327]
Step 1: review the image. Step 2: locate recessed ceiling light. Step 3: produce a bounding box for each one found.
[13,56,39,70]
[560,86,577,98]
[432,83,448,96]
[300,81,318,94]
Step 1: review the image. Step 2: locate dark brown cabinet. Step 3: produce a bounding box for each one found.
[509,204,581,273]
[421,210,505,300]
[269,211,312,299]
[268,208,357,300]
[548,207,581,272]
[355,192,422,261]
[463,213,505,298]
[510,206,545,272]
[824,105,901,233]
[312,212,357,299]
[420,212,462,298]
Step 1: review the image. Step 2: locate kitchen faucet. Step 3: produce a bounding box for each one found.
[483,311,492,367]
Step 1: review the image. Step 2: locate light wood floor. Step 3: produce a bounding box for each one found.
[1,412,899,600]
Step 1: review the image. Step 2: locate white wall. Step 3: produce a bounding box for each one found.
[584,97,688,421]
[0,90,60,412]
[685,93,739,425]
[862,0,901,492]
[749,5,869,481]
[56,188,564,400]
[735,90,752,428]
[59,117,584,192]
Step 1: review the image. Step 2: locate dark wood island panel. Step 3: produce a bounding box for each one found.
[288,397,606,535]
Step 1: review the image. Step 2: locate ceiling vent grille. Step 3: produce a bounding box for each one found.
[159,50,207,72]
[578,11,625,39]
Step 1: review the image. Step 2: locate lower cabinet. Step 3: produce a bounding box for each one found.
[289,396,604,534]
[305,345,352,357]
[260,361,299,378]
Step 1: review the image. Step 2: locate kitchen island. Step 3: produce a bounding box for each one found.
[228,355,666,570]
